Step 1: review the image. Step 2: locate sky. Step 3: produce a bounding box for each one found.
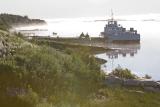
[0,0,160,18]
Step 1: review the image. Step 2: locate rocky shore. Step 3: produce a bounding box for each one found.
[105,76,160,92]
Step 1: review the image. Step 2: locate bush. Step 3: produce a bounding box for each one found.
[18,87,39,106]
[0,37,104,106]
[109,68,137,79]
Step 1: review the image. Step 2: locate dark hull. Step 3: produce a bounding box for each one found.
[109,40,140,44]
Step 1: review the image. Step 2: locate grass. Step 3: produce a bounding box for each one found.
[96,87,160,107]
[29,38,109,54]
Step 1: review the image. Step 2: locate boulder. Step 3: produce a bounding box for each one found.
[141,81,160,88]
[104,76,123,85]
[123,79,141,87]
[144,87,160,93]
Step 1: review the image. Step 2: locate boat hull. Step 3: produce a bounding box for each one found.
[101,32,140,42]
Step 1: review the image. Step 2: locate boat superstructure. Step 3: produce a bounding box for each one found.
[100,11,140,41]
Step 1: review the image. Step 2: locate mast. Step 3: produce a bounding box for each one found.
[111,9,114,21]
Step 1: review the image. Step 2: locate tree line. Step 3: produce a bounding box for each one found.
[0,13,46,31]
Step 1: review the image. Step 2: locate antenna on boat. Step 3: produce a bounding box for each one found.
[111,9,114,21]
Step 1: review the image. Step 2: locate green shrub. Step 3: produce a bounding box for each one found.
[110,68,137,79]
[18,87,39,106]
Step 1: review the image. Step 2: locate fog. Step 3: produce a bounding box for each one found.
[0,0,160,18]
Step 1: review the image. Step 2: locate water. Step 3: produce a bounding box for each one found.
[16,14,160,80]
[96,21,160,80]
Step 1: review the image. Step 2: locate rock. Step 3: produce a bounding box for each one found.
[141,81,160,88]
[144,87,160,93]
[123,79,141,87]
[104,76,123,85]
[104,76,160,91]
[6,87,27,97]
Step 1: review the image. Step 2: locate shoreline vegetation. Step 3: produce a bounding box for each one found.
[0,14,160,107]
[0,13,46,31]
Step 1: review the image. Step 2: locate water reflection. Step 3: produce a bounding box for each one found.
[106,42,140,59]
[96,42,141,74]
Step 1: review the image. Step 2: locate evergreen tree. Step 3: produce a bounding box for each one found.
[79,32,85,38]
[85,33,90,39]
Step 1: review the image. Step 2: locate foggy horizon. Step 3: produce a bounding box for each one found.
[0,0,160,19]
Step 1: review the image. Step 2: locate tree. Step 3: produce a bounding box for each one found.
[85,33,90,39]
[79,32,85,39]
[144,74,152,79]
[24,15,29,19]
